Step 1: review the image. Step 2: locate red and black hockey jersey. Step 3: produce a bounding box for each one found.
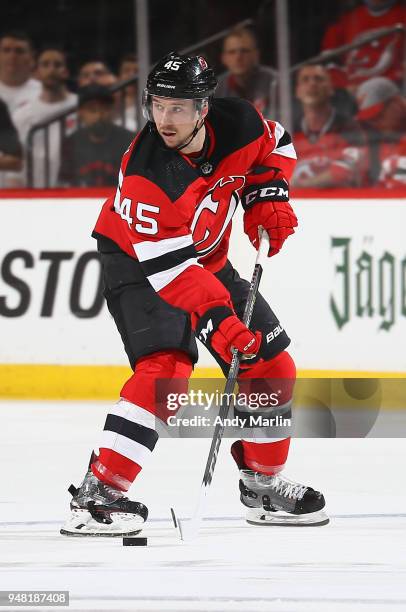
[93,98,296,320]
[378,135,406,188]
[322,4,406,87]
[366,132,406,189]
[292,111,367,186]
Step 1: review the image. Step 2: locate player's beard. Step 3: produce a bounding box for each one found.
[159,127,180,148]
[159,119,204,152]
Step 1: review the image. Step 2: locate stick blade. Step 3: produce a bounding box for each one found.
[170,507,185,541]
[177,518,199,542]
[170,508,199,542]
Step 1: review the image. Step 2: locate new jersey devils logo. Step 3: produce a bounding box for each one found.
[191,176,245,258]
[198,56,208,70]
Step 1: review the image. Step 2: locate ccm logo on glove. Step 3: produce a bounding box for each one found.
[242,180,289,210]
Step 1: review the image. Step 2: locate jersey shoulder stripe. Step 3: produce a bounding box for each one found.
[207,98,265,165]
[268,120,297,160]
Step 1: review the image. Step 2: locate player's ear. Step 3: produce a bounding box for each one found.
[200,100,209,119]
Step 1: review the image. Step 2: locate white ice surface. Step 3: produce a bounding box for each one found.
[1,401,406,611]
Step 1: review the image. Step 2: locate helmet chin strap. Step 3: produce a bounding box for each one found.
[364,0,396,14]
[174,117,205,152]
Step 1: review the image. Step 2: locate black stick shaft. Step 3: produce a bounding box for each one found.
[179,231,270,541]
[202,261,263,486]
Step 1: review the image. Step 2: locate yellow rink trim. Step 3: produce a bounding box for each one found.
[0,364,404,408]
[297,369,406,379]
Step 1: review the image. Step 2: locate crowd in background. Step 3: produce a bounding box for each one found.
[0,35,138,189]
[0,0,405,190]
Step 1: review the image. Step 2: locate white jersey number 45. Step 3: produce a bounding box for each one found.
[114,170,160,234]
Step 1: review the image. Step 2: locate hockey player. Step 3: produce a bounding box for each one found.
[61,52,328,537]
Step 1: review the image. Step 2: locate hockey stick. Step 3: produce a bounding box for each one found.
[171,228,270,542]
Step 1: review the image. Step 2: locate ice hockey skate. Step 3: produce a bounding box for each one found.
[239,469,329,526]
[60,470,148,537]
[231,441,328,526]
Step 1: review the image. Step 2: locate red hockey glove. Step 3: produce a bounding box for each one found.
[195,306,261,364]
[212,316,262,363]
[243,201,298,257]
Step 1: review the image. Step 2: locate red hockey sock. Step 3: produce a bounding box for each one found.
[91,448,141,492]
[241,437,291,475]
[238,351,295,475]
[92,350,193,491]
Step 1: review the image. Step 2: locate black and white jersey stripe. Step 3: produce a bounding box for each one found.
[133,234,201,291]
[99,399,159,467]
[269,121,297,161]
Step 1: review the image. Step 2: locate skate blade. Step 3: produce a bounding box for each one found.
[246,509,330,527]
[60,528,143,537]
[60,509,145,537]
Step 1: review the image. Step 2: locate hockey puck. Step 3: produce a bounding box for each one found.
[123,537,148,546]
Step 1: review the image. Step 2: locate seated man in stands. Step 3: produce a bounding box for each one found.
[0,98,22,187]
[117,53,138,132]
[77,58,138,132]
[59,84,133,187]
[0,30,40,116]
[77,60,111,88]
[215,26,275,118]
[0,30,38,187]
[13,46,77,188]
[356,77,406,189]
[291,64,366,189]
[97,70,137,133]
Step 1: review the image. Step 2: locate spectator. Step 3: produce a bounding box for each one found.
[356,77,406,188]
[13,47,77,187]
[216,26,276,118]
[77,58,138,132]
[95,72,133,132]
[98,61,138,133]
[0,98,23,187]
[97,71,118,88]
[77,60,111,87]
[321,0,406,91]
[117,53,138,132]
[291,64,366,189]
[0,30,40,116]
[292,71,357,124]
[59,84,133,187]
